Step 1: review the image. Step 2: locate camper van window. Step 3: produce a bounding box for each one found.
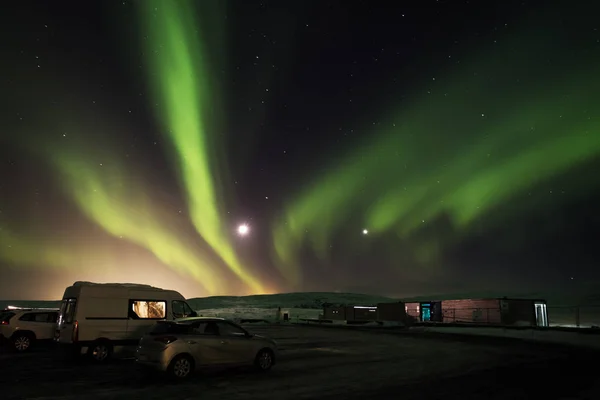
[59,298,77,324]
[129,300,166,319]
[172,300,195,319]
[183,302,195,317]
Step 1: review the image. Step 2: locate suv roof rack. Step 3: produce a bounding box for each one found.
[2,306,59,312]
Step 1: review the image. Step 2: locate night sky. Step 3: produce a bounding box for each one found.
[1,0,599,300]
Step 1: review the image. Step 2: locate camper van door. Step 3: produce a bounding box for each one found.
[81,296,130,343]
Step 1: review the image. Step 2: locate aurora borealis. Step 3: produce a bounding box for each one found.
[1,0,599,299]
[137,0,264,293]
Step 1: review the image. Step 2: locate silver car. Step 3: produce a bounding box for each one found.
[135,317,278,379]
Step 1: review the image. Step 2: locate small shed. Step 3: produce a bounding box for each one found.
[275,307,291,322]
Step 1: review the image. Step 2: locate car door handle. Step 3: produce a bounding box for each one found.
[187,341,197,344]
[221,340,229,344]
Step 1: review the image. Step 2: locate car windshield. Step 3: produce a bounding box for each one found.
[149,322,193,335]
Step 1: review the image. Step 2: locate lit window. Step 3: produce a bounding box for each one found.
[129,300,166,319]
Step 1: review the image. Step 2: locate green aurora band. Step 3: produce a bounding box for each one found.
[2,3,598,296]
[50,149,226,294]
[0,227,87,272]
[136,1,265,293]
[272,23,600,287]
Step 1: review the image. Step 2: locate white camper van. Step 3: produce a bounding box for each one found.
[55,281,197,361]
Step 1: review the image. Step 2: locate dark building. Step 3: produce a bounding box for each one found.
[376,302,406,321]
[404,298,549,327]
[349,306,378,321]
[322,302,406,323]
[322,306,346,320]
[322,305,377,321]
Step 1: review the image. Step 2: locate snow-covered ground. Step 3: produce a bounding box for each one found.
[3,323,598,399]
[193,306,322,322]
[2,290,600,398]
[416,325,600,349]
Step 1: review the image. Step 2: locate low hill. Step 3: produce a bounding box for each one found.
[3,284,598,312]
[187,292,397,310]
[0,292,396,312]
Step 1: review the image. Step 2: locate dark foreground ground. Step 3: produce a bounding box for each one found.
[1,324,599,399]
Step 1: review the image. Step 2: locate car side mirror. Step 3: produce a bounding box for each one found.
[189,311,198,317]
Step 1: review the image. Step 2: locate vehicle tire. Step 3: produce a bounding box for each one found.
[254,348,274,372]
[12,332,34,353]
[88,340,112,363]
[167,354,194,380]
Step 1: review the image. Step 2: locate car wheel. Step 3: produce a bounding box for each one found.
[254,349,274,371]
[13,333,33,352]
[88,341,112,362]
[168,354,194,380]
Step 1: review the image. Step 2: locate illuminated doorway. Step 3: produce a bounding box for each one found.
[534,302,548,327]
[421,303,431,322]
